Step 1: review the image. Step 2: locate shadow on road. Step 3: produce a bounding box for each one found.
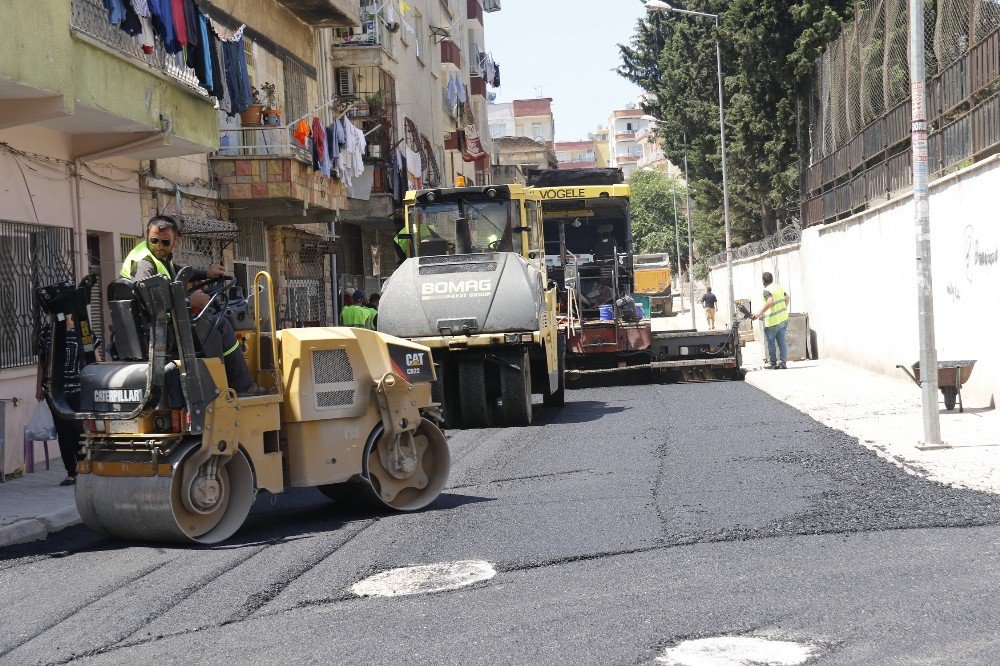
[534,400,630,425]
[0,488,493,561]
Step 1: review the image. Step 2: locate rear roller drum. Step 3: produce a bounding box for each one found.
[321,418,450,511]
[76,442,256,544]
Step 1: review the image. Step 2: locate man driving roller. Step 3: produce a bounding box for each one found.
[120,215,265,396]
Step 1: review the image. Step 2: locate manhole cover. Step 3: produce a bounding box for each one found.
[657,636,815,666]
[351,560,497,598]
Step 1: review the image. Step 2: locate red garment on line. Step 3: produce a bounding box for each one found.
[312,117,326,164]
[171,0,188,46]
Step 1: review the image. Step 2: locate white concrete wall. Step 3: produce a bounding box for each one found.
[709,155,1000,407]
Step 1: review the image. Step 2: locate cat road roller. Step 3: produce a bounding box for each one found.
[36,269,449,544]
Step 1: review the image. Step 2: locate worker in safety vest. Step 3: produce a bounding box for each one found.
[340,290,374,329]
[394,222,439,260]
[752,271,791,369]
[120,215,266,396]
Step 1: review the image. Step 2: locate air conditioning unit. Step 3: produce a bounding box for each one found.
[336,68,356,97]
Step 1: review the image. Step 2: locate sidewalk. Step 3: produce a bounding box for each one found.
[0,466,80,547]
[742,343,1000,494]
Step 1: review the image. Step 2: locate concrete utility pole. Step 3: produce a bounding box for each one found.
[909,0,946,449]
[683,136,695,330]
[672,178,683,313]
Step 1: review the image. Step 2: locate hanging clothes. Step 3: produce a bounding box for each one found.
[182,0,199,49]
[332,117,347,171]
[222,38,252,114]
[103,0,127,24]
[138,15,155,53]
[293,119,310,147]
[484,54,496,84]
[120,2,142,35]
[312,117,326,171]
[130,0,151,17]
[492,62,501,88]
[212,36,232,114]
[187,10,214,93]
[321,125,333,178]
[170,0,188,47]
[457,79,467,105]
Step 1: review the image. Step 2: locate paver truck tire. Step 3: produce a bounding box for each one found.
[501,350,533,426]
[543,335,566,408]
[459,360,495,428]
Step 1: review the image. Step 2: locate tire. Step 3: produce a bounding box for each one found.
[543,335,566,408]
[458,360,494,428]
[942,387,957,411]
[501,350,533,426]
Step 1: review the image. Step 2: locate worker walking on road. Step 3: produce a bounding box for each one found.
[701,287,718,329]
[752,272,791,369]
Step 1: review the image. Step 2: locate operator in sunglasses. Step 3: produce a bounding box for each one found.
[119,215,265,396]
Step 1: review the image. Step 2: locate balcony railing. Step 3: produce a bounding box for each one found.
[441,40,461,68]
[216,125,312,161]
[70,0,204,94]
[333,6,393,55]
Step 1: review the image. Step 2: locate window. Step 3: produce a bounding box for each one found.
[411,200,522,256]
[489,123,507,137]
[626,122,634,132]
[283,57,308,122]
[414,12,424,61]
[0,221,75,370]
[532,122,542,138]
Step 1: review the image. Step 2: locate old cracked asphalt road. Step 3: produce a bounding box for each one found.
[4,380,1000,665]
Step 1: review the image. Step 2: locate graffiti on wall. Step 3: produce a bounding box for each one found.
[964,224,999,282]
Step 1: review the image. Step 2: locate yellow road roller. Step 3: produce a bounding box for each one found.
[36,269,449,544]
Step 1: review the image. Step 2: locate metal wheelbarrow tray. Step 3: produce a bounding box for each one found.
[896,360,976,412]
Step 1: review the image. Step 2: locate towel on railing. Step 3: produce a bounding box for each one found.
[293,119,310,147]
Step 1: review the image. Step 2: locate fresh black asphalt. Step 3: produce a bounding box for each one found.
[3,378,1000,664]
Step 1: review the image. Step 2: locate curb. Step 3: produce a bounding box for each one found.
[0,509,82,548]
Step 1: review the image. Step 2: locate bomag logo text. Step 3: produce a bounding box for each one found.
[539,188,587,200]
[421,279,492,300]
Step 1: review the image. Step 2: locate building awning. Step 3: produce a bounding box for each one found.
[178,215,238,242]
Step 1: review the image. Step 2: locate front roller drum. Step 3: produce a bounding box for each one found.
[320,417,450,511]
[75,441,256,544]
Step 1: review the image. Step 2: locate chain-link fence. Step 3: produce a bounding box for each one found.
[801,0,1000,226]
[704,225,802,268]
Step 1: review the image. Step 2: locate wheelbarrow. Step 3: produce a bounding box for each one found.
[896,360,976,412]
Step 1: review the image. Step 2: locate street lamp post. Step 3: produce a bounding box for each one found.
[683,136,695,329]
[671,177,683,313]
[645,0,734,323]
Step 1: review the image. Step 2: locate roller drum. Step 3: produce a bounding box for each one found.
[75,441,256,544]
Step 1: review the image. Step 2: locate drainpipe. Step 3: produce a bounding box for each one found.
[70,159,87,281]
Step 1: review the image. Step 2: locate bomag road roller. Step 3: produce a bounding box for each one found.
[378,183,564,429]
[36,268,449,544]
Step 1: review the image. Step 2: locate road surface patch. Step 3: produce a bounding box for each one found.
[350,560,497,598]
[656,636,815,665]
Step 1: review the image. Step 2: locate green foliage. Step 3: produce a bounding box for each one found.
[618,0,851,256]
[628,169,689,271]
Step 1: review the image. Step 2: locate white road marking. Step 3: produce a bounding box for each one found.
[656,636,815,666]
[351,560,497,598]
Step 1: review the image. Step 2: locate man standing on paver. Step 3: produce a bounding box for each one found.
[752,272,790,369]
[700,287,718,328]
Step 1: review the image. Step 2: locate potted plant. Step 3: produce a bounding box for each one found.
[364,91,389,117]
[261,82,282,126]
[241,86,264,126]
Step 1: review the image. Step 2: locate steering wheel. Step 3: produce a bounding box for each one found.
[188,274,236,297]
[486,239,504,251]
[190,275,236,321]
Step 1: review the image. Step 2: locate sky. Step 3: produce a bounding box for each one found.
[484,0,646,142]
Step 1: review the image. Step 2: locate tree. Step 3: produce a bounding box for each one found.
[628,169,689,272]
[618,0,852,256]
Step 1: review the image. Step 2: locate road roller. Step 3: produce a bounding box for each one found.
[36,269,449,544]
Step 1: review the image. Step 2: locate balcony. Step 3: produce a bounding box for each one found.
[211,120,346,220]
[332,7,393,55]
[615,132,636,141]
[467,0,484,24]
[441,40,461,72]
[0,0,217,158]
[273,0,361,27]
[470,76,487,98]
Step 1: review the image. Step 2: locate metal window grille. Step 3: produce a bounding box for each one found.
[0,222,75,370]
[283,57,309,123]
[119,234,142,259]
[234,218,268,262]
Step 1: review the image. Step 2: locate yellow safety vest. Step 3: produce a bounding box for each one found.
[395,224,435,257]
[120,242,174,280]
[763,283,789,328]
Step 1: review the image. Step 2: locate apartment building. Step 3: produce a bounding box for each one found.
[554,140,596,169]
[0,0,359,475]
[636,123,680,177]
[607,108,649,179]
[327,0,500,291]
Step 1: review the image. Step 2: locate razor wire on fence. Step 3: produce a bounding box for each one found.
[801,0,1000,227]
[704,225,802,268]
